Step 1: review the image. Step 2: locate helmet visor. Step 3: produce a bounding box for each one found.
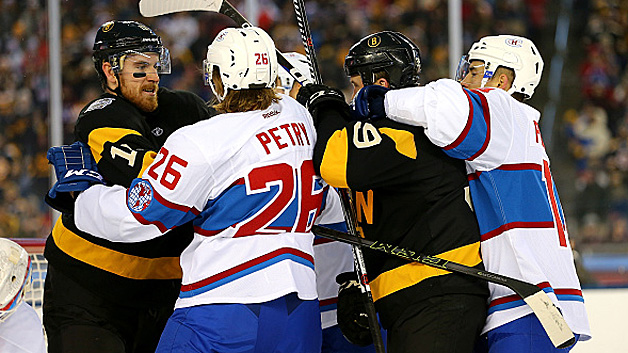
[111,47,171,76]
[455,55,470,82]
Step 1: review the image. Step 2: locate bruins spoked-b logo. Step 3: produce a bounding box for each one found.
[102,21,114,32]
[368,35,382,48]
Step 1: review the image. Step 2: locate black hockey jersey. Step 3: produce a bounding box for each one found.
[312,101,488,328]
[44,87,214,307]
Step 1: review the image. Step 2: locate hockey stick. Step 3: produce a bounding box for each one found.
[312,225,577,349]
[289,1,385,351]
[138,0,312,85]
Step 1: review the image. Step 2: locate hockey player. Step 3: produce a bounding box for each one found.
[43,20,213,353]
[64,26,323,352]
[354,34,591,352]
[297,31,489,353]
[276,52,381,353]
[0,238,46,353]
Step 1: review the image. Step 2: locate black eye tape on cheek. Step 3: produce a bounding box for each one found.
[133,72,147,78]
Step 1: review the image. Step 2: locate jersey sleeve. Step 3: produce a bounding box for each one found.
[312,100,422,191]
[74,129,213,243]
[385,79,515,168]
[74,97,159,187]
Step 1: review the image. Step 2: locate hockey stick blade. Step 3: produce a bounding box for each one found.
[138,0,312,85]
[139,0,222,17]
[312,225,576,349]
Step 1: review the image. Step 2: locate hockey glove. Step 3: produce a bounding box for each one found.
[351,85,389,121]
[336,271,373,346]
[296,84,346,111]
[46,141,104,213]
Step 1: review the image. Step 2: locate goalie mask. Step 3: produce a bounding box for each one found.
[277,52,312,92]
[344,31,421,89]
[455,35,544,99]
[0,238,31,322]
[204,27,278,101]
[93,20,171,80]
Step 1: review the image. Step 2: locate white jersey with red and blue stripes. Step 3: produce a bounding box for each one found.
[385,79,590,339]
[75,94,324,309]
[313,187,353,329]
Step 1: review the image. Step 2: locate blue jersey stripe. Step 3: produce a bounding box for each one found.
[469,167,559,237]
[180,251,315,299]
[443,89,490,160]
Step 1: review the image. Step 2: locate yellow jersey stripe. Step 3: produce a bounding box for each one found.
[52,218,182,280]
[320,129,350,188]
[88,128,142,163]
[379,128,417,159]
[370,241,482,301]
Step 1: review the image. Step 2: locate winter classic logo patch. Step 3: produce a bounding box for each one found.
[84,98,115,113]
[128,180,153,212]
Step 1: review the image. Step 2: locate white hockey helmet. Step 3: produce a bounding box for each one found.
[456,35,544,99]
[277,52,312,91]
[0,238,31,322]
[204,27,278,101]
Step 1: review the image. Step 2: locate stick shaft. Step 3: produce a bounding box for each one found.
[312,225,576,349]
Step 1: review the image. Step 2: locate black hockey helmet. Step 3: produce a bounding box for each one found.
[92,20,170,79]
[344,31,421,89]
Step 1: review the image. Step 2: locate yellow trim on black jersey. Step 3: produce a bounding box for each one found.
[52,217,183,280]
[379,128,417,159]
[88,127,142,162]
[370,241,482,301]
[320,129,350,188]
[139,150,157,177]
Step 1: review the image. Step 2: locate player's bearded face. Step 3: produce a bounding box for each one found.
[118,53,160,112]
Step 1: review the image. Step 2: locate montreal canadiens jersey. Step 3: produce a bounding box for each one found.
[75,94,323,308]
[385,79,591,339]
[313,187,353,329]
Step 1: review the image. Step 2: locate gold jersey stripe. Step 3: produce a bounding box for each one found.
[52,218,183,280]
[139,151,157,177]
[379,128,417,159]
[370,241,482,301]
[88,128,142,162]
[320,129,350,188]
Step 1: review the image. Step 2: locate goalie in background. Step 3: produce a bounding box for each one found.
[276,52,384,353]
[0,238,46,353]
[297,31,489,353]
[355,34,591,352]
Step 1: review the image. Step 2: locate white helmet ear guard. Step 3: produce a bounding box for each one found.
[277,52,312,92]
[0,238,31,322]
[204,27,278,101]
[464,35,544,99]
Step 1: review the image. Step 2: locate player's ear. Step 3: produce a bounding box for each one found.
[375,78,390,89]
[102,62,119,90]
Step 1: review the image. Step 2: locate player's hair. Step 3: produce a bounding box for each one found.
[211,67,280,113]
[491,66,525,101]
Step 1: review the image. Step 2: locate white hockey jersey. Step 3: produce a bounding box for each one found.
[313,188,353,329]
[0,302,46,353]
[75,94,323,308]
[384,79,591,339]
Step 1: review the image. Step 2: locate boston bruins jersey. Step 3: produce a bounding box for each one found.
[312,101,488,328]
[44,87,214,307]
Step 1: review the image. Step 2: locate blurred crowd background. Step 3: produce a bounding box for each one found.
[0,0,626,286]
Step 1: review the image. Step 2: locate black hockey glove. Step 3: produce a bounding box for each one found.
[336,272,373,347]
[296,84,346,111]
[351,85,389,121]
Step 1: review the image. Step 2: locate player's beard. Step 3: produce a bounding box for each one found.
[120,81,159,112]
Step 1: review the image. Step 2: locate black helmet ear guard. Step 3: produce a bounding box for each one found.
[344,31,421,89]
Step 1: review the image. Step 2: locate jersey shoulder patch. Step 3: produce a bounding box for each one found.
[83,98,116,113]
